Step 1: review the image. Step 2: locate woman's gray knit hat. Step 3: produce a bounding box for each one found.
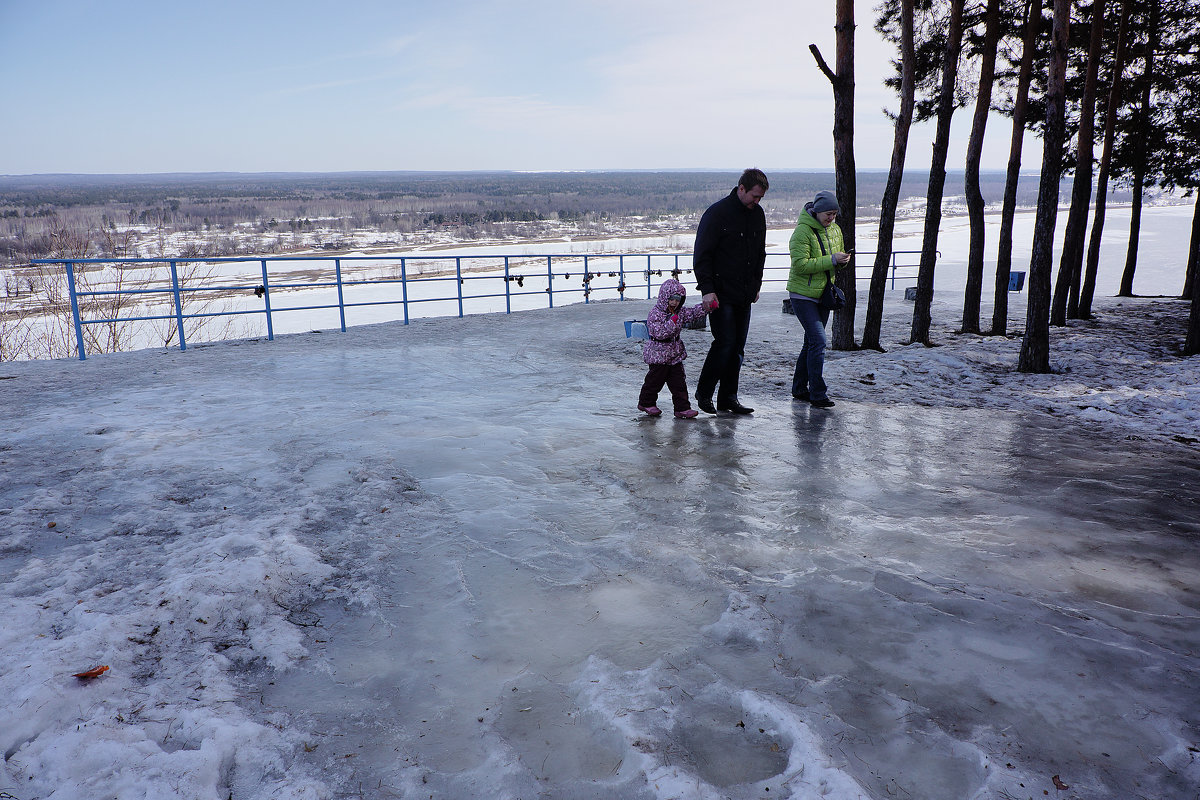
[812,190,839,214]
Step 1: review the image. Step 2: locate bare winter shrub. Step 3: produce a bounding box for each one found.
[0,222,245,360]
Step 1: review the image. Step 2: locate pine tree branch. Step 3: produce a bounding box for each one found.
[809,44,838,85]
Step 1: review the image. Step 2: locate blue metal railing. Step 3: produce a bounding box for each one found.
[31,250,923,360]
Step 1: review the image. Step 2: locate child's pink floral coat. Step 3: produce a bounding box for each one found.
[642,278,708,365]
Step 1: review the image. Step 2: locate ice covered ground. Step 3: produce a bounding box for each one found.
[2,216,1199,799]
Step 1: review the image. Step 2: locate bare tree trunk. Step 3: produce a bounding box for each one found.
[1187,285,1200,356]
[1052,0,1105,324]
[1119,171,1147,297]
[910,0,966,345]
[991,0,1041,336]
[863,0,915,351]
[961,0,1003,334]
[810,0,858,350]
[1184,192,1200,301]
[1019,0,1071,373]
[1118,0,1160,297]
[1187,199,1200,353]
[1079,0,1133,317]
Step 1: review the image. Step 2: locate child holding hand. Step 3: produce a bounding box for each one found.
[637,278,710,419]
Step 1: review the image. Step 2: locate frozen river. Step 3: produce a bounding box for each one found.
[15,201,1190,359]
[2,288,1196,799]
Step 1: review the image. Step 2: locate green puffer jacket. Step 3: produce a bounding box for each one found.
[786,209,845,299]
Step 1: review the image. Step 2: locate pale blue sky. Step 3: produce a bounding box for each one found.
[1,0,1031,175]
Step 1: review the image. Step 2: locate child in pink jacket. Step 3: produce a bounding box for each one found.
[637,278,710,418]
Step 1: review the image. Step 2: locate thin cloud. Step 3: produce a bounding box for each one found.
[267,76,383,99]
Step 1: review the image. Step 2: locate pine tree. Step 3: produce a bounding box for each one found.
[1019,0,1070,373]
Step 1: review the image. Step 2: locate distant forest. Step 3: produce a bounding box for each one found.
[0,169,1058,225]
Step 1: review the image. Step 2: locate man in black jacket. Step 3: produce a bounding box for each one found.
[693,168,769,415]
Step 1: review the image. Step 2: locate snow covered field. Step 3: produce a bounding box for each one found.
[1,204,1198,800]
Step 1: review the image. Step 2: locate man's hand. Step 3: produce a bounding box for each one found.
[835,252,852,265]
[702,293,719,311]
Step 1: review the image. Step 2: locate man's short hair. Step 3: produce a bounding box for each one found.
[738,168,769,192]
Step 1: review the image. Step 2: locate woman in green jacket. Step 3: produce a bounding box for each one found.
[786,190,852,408]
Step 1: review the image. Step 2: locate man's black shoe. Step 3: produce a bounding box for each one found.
[696,397,716,414]
[718,402,754,414]
[810,397,836,409]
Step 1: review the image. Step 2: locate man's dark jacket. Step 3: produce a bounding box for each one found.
[693,188,767,307]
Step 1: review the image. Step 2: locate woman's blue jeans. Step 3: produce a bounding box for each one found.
[790,296,830,400]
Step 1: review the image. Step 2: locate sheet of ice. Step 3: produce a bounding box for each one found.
[1,204,1198,799]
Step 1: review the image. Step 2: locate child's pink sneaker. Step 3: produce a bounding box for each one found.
[674,409,699,419]
[638,405,662,416]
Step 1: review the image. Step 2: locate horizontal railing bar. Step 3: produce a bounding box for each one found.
[30,249,927,266]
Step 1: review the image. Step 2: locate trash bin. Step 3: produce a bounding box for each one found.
[1008,271,1026,291]
[624,320,648,339]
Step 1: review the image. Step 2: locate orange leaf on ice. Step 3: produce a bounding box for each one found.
[72,665,109,679]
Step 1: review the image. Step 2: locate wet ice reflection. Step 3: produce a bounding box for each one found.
[262,395,1199,799]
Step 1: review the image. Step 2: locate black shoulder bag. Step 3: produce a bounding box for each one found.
[815,233,846,311]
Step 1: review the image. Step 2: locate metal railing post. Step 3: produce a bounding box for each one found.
[619,255,625,301]
[335,258,347,332]
[547,256,554,309]
[583,255,589,304]
[260,259,274,340]
[499,256,508,311]
[504,256,511,314]
[65,261,87,360]
[400,258,409,324]
[169,260,187,351]
[456,257,464,317]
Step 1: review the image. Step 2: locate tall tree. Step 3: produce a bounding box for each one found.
[1117,0,1161,297]
[909,0,966,345]
[1146,0,1200,350]
[1078,0,1133,318]
[809,0,858,350]
[863,0,916,351]
[991,0,1043,336]
[1019,0,1070,373]
[1051,0,1106,324]
[961,0,1004,334]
